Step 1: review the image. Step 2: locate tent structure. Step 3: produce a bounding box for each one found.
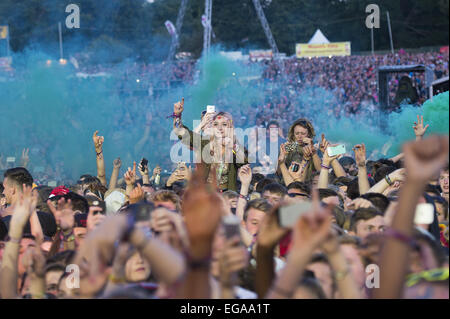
[308,29,330,44]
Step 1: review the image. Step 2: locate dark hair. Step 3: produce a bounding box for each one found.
[287,181,311,195]
[255,178,276,193]
[3,167,33,188]
[425,184,442,197]
[64,192,89,213]
[251,173,265,186]
[262,183,287,196]
[332,206,347,229]
[243,198,272,221]
[34,186,53,214]
[332,176,353,187]
[46,250,76,267]
[338,157,356,167]
[432,196,449,220]
[297,277,327,299]
[373,166,396,183]
[346,178,360,200]
[45,263,66,274]
[318,188,343,207]
[360,193,390,213]
[267,120,280,128]
[287,118,315,142]
[350,207,384,231]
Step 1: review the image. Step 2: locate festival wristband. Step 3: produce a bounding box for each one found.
[384,228,418,249]
[239,194,250,201]
[385,174,393,186]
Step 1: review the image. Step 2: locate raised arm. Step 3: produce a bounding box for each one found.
[0,185,37,299]
[93,131,107,186]
[318,148,338,189]
[266,191,333,299]
[108,157,122,190]
[373,135,448,299]
[255,208,290,298]
[353,144,370,195]
[413,115,429,141]
[21,148,30,168]
[366,168,405,194]
[123,162,137,198]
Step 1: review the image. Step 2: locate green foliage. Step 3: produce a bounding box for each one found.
[0,0,448,61]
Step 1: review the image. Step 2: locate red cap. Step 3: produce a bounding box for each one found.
[48,185,70,198]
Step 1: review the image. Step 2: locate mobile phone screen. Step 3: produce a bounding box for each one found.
[279,202,312,228]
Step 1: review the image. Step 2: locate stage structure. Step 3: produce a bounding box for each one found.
[167,0,283,69]
[377,64,434,109]
[167,0,189,61]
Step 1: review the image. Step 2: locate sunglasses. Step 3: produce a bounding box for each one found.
[406,268,449,287]
[287,193,310,198]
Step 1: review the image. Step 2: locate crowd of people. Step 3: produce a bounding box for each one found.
[0,92,448,298]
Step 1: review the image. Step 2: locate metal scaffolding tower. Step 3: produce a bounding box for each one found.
[203,0,213,57]
[167,0,281,65]
[167,0,189,61]
[251,0,279,55]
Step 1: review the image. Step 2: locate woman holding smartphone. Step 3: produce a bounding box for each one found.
[277,118,323,183]
[171,98,248,192]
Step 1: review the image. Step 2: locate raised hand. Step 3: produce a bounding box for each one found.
[86,206,106,231]
[47,197,74,231]
[21,148,30,167]
[403,135,449,183]
[322,145,338,166]
[288,161,305,181]
[113,157,122,169]
[219,237,249,287]
[173,98,184,115]
[92,131,104,152]
[182,165,224,260]
[301,137,313,146]
[319,134,330,154]
[302,144,314,160]
[278,143,287,163]
[257,208,290,249]
[124,162,137,186]
[9,184,38,239]
[346,198,373,210]
[353,144,366,168]
[138,161,149,177]
[129,184,145,204]
[413,115,429,138]
[388,168,407,183]
[22,246,46,279]
[291,190,333,251]
[238,164,252,186]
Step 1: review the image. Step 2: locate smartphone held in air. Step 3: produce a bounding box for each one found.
[206,105,216,113]
[279,201,312,228]
[414,203,434,225]
[327,144,346,157]
[140,157,148,170]
[223,215,241,240]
